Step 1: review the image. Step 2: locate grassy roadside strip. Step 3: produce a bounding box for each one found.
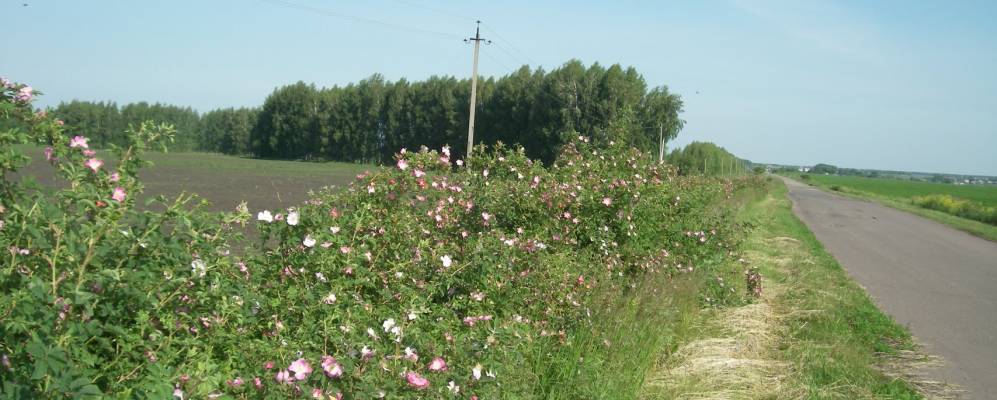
[747,179,924,398]
[784,173,997,243]
[639,181,786,399]
[642,178,924,399]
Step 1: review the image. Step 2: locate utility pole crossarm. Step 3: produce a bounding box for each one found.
[465,20,489,160]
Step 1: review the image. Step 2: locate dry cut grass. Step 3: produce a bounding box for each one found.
[641,251,795,399]
[642,185,943,400]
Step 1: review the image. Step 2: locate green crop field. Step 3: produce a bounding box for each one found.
[807,174,997,207]
[795,173,997,241]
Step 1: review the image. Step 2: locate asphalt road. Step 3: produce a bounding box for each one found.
[781,177,997,399]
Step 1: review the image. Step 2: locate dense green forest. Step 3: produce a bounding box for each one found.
[51,101,208,152]
[50,60,684,164]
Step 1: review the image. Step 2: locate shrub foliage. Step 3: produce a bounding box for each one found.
[912,194,997,225]
[1,79,750,398]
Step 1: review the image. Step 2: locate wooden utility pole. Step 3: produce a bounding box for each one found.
[465,21,489,160]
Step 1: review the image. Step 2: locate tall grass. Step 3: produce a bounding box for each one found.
[528,272,702,399]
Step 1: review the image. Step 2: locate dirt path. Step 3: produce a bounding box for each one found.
[781,177,997,399]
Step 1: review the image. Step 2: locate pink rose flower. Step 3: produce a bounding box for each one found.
[69,136,89,149]
[321,356,343,378]
[403,347,419,362]
[406,371,430,390]
[109,172,120,182]
[85,158,103,172]
[428,357,448,372]
[463,315,493,326]
[275,370,292,384]
[111,187,126,202]
[288,358,312,380]
[397,159,409,171]
[44,146,54,161]
[83,149,96,157]
[15,86,33,102]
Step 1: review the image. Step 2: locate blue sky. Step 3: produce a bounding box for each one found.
[3,0,996,175]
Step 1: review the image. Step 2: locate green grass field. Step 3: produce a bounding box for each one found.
[807,174,997,207]
[792,173,997,242]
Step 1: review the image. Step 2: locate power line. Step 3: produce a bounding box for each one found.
[481,22,536,66]
[388,0,477,22]
[383,1,535,69]
[489,41,528,68]
[384,0,533,70]
[261,0,536,71]
[258,0,463,39]
[481,48,512,73]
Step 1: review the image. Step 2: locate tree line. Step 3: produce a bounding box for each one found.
[666,141,749,176]
[51,60,684,164]
[50,101,205,152]
[50,100,256,154]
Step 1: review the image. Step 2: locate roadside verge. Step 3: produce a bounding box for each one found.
[642,178,941,399]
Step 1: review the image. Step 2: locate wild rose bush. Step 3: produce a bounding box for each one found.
[1,79,253,398]
[1,79,749,398]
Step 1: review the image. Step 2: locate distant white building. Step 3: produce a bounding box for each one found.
[798,167,811,172]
